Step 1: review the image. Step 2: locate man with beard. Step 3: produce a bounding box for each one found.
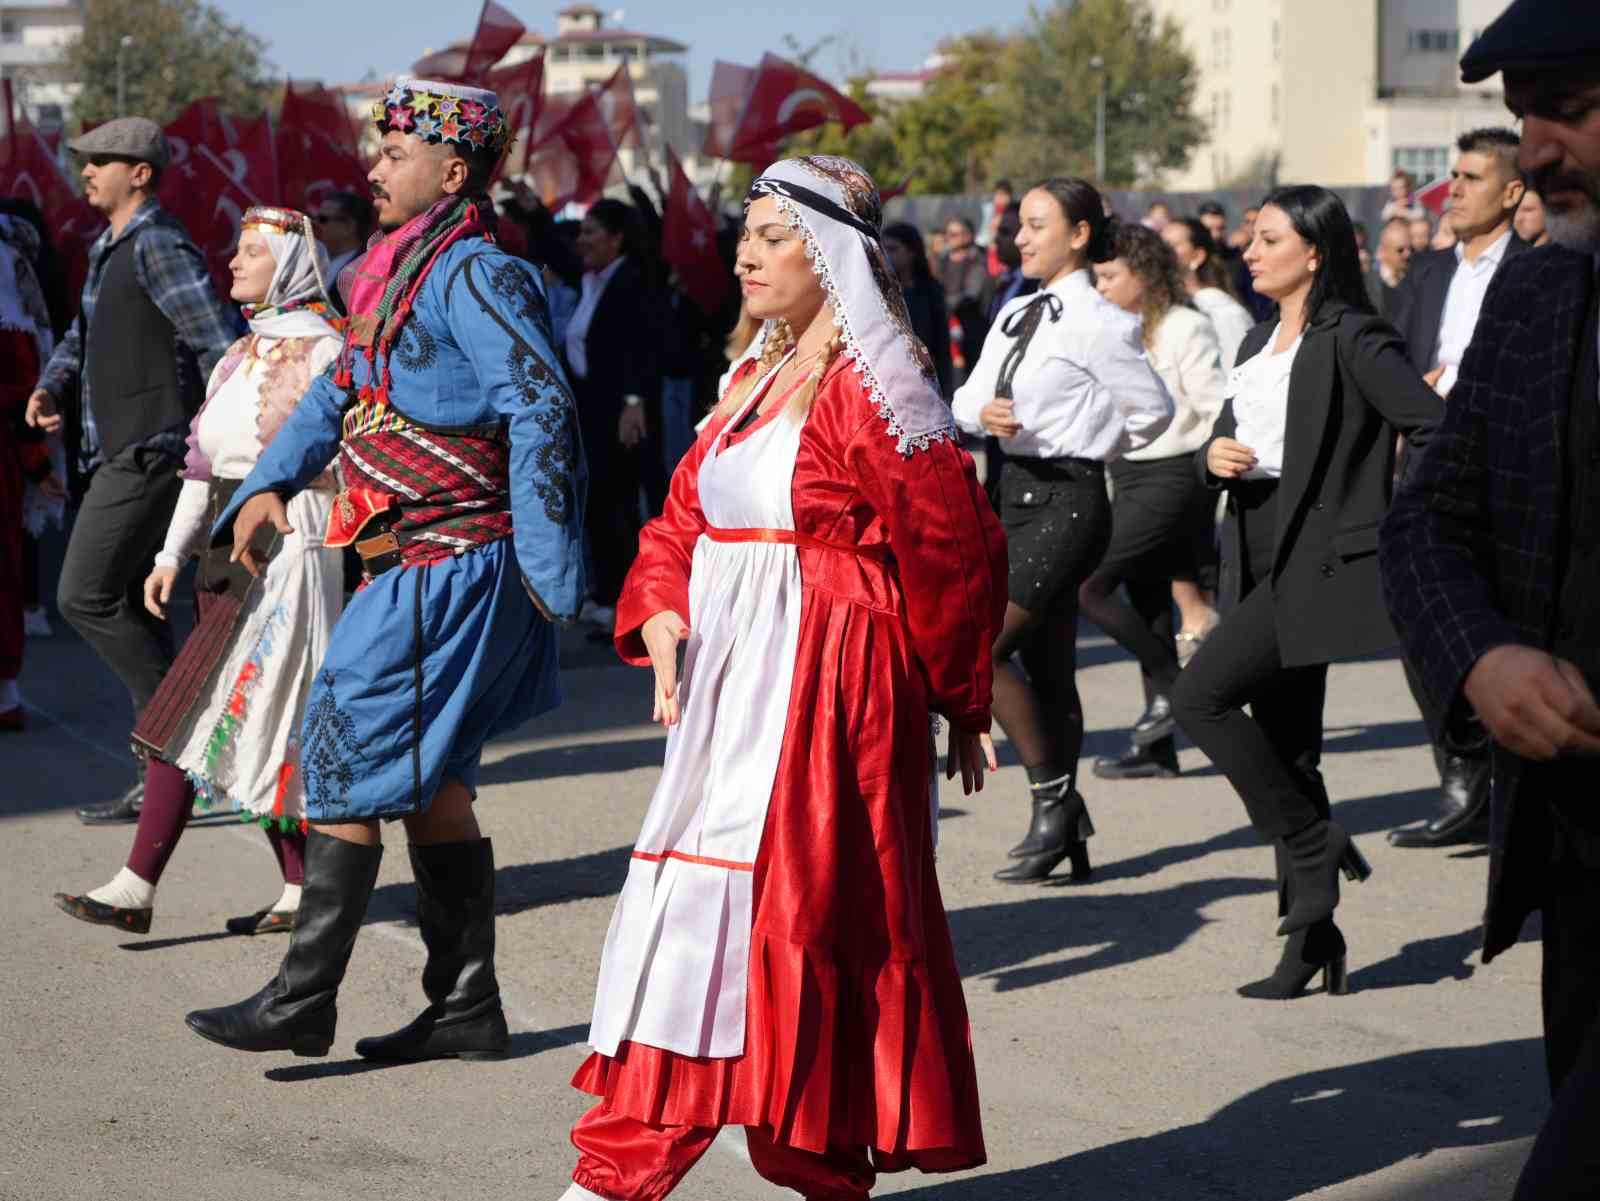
[1381,4,1600,1195]
[183,77,585,1064]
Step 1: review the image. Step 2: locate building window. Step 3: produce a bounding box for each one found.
[1223,29,1232,67]
[0,18,18,44]
[1271,20,1279,61]
[1271,84,1279,124]
[1223,89,1231,130]
[1406,29,1460,53]
[581,44,605,60]
[1394,145,1450,182]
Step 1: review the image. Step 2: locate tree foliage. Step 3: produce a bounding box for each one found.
[990,0,1205,188]
[64,0,272,127]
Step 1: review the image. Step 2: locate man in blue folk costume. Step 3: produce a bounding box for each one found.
[184,77,585,1061]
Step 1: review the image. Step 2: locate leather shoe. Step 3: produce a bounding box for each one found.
[77,784,142,825]
[1130,695,1175,747]
[1388,759,1490,848]
[53,891,152,934]
[1093,737,1179,780]
[225,908,297,936]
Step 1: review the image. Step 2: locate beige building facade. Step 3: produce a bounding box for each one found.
[0,0,84,133]
[1150,0,1513,190]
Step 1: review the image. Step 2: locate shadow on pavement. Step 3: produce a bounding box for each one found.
[261,1022,590,1083]
[475,736,667,787]
[950,875,1273,992]
[367,844,633,926]
[893,1040,1542,1201]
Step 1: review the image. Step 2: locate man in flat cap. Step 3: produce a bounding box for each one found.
[1381,2,1600,1195]
[25,116,240,824]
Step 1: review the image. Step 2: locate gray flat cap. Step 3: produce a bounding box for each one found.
[67,117,169,168]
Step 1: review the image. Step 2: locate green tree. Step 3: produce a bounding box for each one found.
[65,0,273,127]
[991,0,1204,188]
[882,33,1007,194]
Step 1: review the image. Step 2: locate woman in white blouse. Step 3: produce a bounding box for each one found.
[1083,224,1226,781]
[1170,187,1440,999]
[953,177,1172,884]
[54,208,345,939]
[1162,217,1254,373]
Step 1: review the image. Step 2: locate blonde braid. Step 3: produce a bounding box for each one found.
[717,318,796,419]
[784,327,844,418]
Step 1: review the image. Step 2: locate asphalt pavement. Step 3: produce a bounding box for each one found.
[1,615,1545,1201]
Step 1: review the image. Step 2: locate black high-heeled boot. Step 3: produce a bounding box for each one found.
[355,838,509,1063]
[1237,918,1349,999]
[185,831,383,1057]
[1007,768,1073,857]
[1277,819,1371,935]
[996,773,1094,883]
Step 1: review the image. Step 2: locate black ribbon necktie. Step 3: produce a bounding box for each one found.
[995,292,1063,400]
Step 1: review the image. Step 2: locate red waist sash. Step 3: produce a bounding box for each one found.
[703,525,889,561]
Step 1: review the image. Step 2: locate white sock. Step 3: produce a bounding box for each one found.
[0,679,18,709]
[273,882,302,913]
[87,866,155,909]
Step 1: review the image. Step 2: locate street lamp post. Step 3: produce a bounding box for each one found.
[116,35,133,117]
[1090,55,1107,183]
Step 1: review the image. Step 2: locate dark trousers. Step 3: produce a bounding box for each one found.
[0,445,21,680]
[56,445,182,713]
[579,405,644,608]
[1403,654,1489,779]
[1170,580,1329,838]
[1514,766,1600,1199]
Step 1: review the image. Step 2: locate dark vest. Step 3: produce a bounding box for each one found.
[85,232,203,460]
[1552,296,1600,688]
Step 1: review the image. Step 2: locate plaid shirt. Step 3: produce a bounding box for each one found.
[38,198,240,465]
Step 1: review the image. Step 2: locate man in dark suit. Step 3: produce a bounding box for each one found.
[1363,217,1411,319]
[1381,6,1600,1194]
[1387,125,1532,850]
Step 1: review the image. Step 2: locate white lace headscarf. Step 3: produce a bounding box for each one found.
[748,156,955,455]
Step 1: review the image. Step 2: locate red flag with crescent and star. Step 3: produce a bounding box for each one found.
[661,145,730,317]
[0,81,104,297]
[727,54,870,163]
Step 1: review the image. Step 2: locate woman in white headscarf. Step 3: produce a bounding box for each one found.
[54,207,345,939]
[559,157,1007,1201]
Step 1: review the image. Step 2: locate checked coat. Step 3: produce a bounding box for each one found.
[1381,245,1599,962]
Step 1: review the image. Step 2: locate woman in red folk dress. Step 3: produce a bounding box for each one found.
[560,156,1008,1201]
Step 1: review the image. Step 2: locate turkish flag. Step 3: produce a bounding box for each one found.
[162,98,276,296]
[526,87,617,208]
[1415,176,1451,217]
[414,0,525,84]
[660,146,729,317]
[277,81,371,214]
[701,61,756,159]
[595,64,642,153]
[727,54,870,162]
[488,50,544,181]
[0,82,104,297]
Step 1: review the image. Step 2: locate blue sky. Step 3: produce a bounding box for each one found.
[210,0,1038,97]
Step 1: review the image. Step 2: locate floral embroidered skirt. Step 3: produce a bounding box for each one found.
[166,488,342,824]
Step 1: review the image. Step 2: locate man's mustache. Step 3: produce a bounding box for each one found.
[371,185,389,200]
[1530,165,1600,203]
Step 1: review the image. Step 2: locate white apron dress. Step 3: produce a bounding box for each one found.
[590,366,808,1059]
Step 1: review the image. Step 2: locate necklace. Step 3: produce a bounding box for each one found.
[761,341,831,411]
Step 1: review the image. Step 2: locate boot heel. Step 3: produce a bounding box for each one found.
[292,1037,333,1057]
[1339,842,1372,883]
[1323,955,1349,996]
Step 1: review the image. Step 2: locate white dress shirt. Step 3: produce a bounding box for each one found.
[1126,305,1227,461]
[1434,229,1512,396]
[952,269,1173,462]
[1229,323,1302,480]
[563,254,626,380]
[1191,286,1255,373]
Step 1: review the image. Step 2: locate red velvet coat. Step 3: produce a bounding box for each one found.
[574,357,1007,1170]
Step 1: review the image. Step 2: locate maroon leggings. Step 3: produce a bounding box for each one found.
[126,757,305,886]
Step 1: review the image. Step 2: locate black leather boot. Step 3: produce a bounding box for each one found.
[1092,736,1179,780]
[185,831,383,1057]
[997,773,1094,883]
[1277,819,1370,936]
[1237,918,1349,999]
[355,838,509,1063]
[1387,754,1491,847]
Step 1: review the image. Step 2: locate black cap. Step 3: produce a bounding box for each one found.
[1197,200,1226,217]
[1460,0,1600,83]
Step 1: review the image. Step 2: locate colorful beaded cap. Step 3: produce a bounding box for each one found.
[373,75,512,154]
[240,205,310,236]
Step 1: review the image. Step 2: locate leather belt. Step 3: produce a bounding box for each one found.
[354,516,404,576]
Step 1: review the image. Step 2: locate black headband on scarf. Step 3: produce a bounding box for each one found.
[751,176,880,241]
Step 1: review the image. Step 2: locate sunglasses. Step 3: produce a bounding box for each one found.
[312,212,351,225]
[85,154,143,169]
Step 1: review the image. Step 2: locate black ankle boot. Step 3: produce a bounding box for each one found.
[354,838,509,1063]
[1277,819,1371,935]
[1092,736,1179,780]
[996,773,1094,883]
[1237,918,1348,1000]
[185,831,383,1057]
[1130,695,1175,747]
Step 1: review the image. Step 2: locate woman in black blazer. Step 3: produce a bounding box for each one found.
[1171,186,1442,999]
